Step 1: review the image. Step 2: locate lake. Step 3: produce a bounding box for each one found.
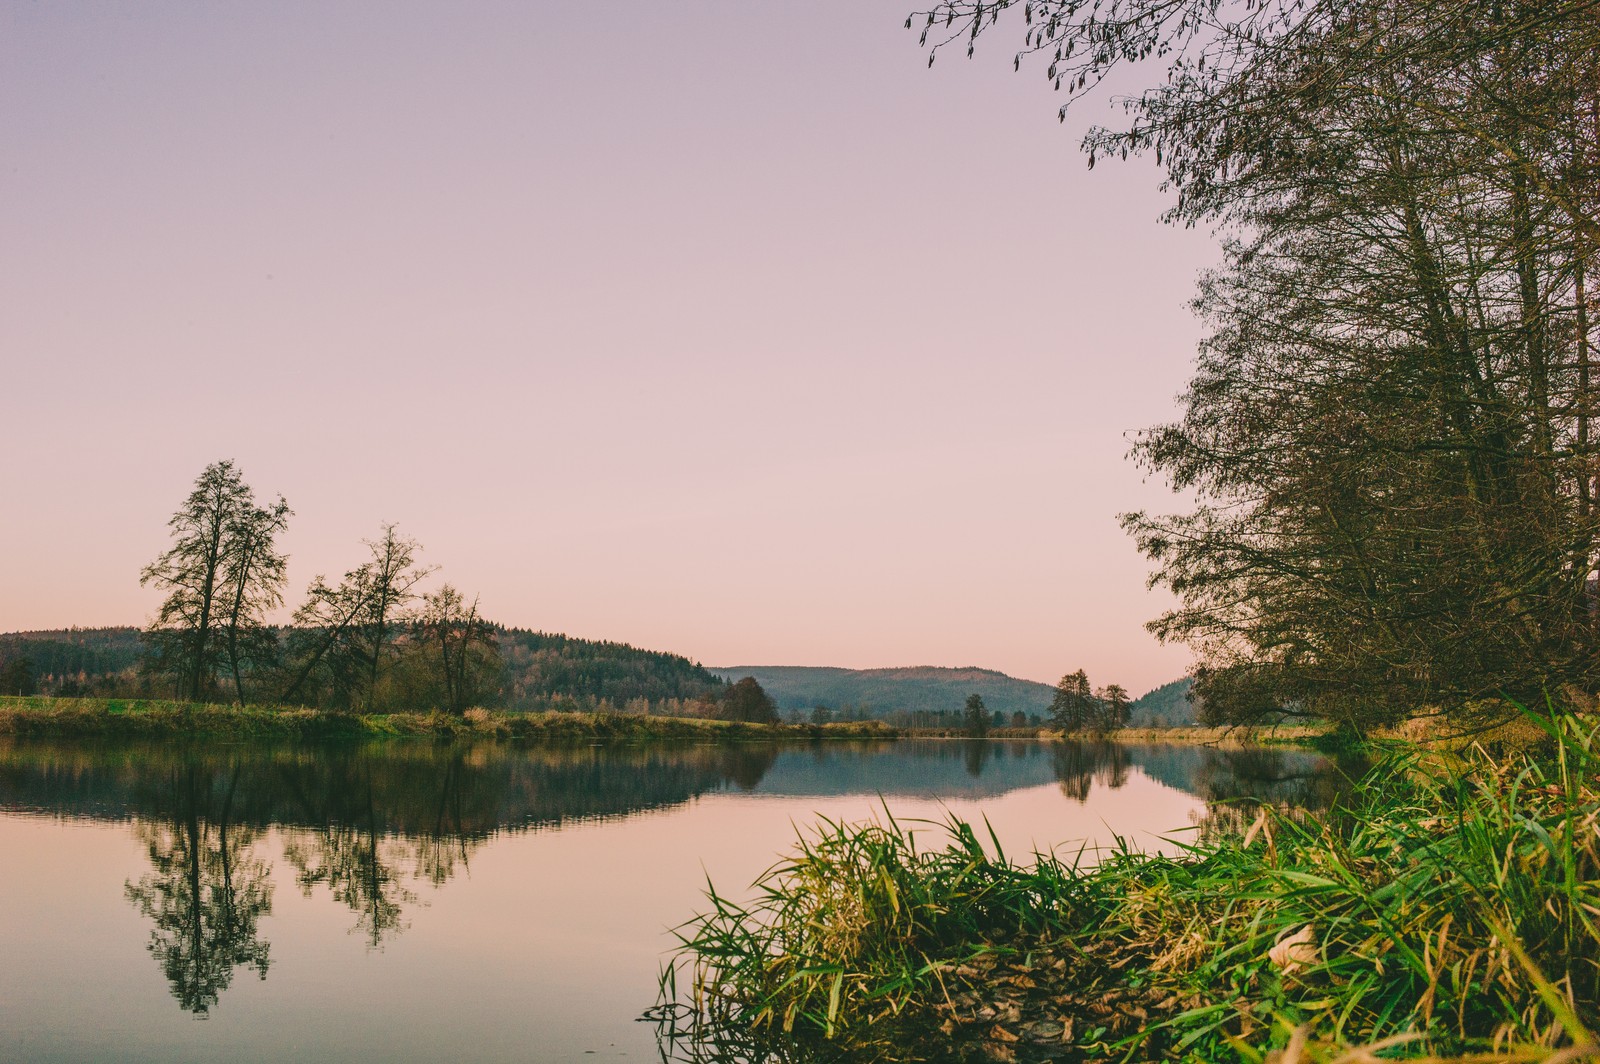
[0,737,1354,1062]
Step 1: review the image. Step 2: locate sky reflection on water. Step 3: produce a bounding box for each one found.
[0,738,1353,1063]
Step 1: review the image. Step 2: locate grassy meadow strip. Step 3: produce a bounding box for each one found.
[660,713,1600,1063]
[0,695,899,741]
[1112,724,1331,746]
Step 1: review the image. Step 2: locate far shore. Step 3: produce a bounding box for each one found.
[0,695,898,742]
[0,695,1332,746]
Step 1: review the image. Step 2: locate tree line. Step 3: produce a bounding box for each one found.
[1046,670,1131,736]
[134,460,498,712]
[915,0,1600,727]
[2,460,768,719]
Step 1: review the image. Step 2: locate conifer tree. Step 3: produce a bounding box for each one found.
[1097,684,1131,733]
[1048,670,1097,734]
[962,693,989,736]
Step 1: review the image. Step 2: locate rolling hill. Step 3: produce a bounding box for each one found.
[709,665,1056,719]
[0,625,725,710]
[1128,676,1198,727]
[713,665,1198,727]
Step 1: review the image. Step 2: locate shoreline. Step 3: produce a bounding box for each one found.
[0,696,899,742]
[0,696,1332,747]
[664,713,1598,1062]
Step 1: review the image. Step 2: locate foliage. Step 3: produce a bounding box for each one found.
[408,585,500,714]
[909,1,1600,726]
[140,461,290,702]
[1121,12,1600,723]
[1126,677,1197,728]
[664,711,1600,1062]
[0,655,36,696]
[963,693,989,737]
[717,677,780,725]
[1096,684,1130,732]
[0,695,897,741]
[284,524,433,710]
[0,628,150,696]
[1048,670,1098,733]
[0,624,734,716]
[499,629,725,710]
[713,666,1054,722]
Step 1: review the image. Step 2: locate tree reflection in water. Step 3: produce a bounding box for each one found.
[123,762,274,1015]
[30,738,784,1008]
[0,735,1354,1020]
[1050,741,1131,801]
[1044,739,1359,823]
[961,739,991,778]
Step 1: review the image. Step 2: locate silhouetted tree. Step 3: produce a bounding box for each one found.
[718,677,778,724]
[0,655,36,696]
[1096,684,1131,734]
[282,525,433,709]
[141,461,288,701]
[962,693,989,737]
[413,585,499,713]
[913,1,1600,725]
[1048,670,1098,734]
[220,496,290,703]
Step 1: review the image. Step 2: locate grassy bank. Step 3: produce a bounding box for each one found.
[891,725,1330,745]
[1111,723,1329,746]
[661,712,1598,1063]
[0,695,899,742]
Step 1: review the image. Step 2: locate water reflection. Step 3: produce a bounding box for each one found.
[0,736,1354,1022]
[122,762,273,1014]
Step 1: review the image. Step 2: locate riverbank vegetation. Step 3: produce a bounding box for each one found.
[0,696,895,742]
[661,711,1598,1062]
[913,0,1600,732]
[0,461,760,720]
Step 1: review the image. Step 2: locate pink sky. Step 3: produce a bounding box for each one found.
[1,2,1215,693]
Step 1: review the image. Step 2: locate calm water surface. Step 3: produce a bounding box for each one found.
[0,738,1354,1063]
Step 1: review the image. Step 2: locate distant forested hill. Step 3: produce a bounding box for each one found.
[710,665,1055,720]
[495,629,724,711]
[1128,677,1197,727]
[0,627,146,694]
[0,625,724,710]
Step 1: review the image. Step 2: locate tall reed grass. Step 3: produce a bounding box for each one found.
[661,712,1600,1062]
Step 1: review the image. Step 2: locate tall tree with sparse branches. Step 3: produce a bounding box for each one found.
[220,496,291,703]
[141,462,288,702]
[908,0,1600,724]
[282,525,433,710]
[414,585,499,713]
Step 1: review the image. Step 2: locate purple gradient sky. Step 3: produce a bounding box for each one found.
[1,2,1215,692]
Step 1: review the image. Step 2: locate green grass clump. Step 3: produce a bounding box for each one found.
[662,712,1600,1063]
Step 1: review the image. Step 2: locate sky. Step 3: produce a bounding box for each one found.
[1,1,1216,693]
